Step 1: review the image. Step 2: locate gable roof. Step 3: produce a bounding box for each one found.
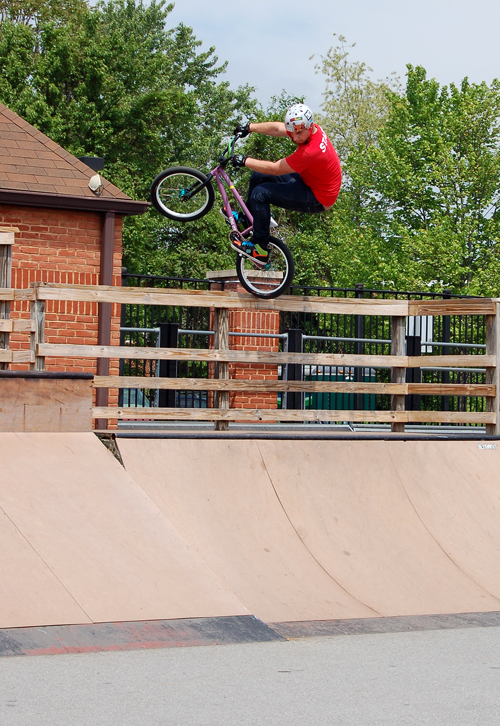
[0,104,148,215]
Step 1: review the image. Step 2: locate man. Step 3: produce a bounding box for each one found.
[229,103,342,265]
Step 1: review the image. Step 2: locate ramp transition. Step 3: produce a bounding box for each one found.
[0,433,247,629]
[2,433,500,642]
[118,437,500,622]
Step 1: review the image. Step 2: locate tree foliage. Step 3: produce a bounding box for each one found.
[314,35,400,163]
[0,0,259,276]
[4,8,500,295]
[348,66,500,293]
[0,0,87,27]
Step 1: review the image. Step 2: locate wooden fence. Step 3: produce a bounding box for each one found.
[1,282,499,433]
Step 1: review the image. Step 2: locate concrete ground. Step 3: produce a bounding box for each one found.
[2,625,500,726]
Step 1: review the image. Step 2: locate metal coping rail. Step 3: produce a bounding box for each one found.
[120,327,486,349]
[120,327,288,340]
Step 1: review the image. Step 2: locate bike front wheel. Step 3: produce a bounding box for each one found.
[236,236,295,299]
[151,167,215,221]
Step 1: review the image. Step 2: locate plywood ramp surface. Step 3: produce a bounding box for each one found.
[120,438,500,623]
[118,439,377,623]
[390,441,500,600]
[259,440,500,617]
[0,433,246,629]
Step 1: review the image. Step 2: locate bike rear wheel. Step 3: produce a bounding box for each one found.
[151,167,215,221]
[236,236,295,299]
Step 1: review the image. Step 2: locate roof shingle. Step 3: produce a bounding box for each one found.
[0,103,133,202]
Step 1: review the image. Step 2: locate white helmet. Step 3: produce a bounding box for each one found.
[284,103,314,134]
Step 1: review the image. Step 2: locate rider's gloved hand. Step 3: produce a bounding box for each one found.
[231,154,248,168]
[234,123,251,138]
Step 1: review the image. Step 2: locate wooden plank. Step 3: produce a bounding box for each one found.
[92,406,495,424]
[30,299,45,371]
[409,299,496,316]
[34,283,495,316]
[15,290,36,301]
[0,350,34,363]
[409,355,493,368]
[0,243,12,371]
[33,283,410,316]
[0,289,35,302]
[92,376,495,397]
[38,343,407,366]
[391,316,406,433]
[407,383,494,396]
[12,350,35,363]
[214,307,229,431]
[0,228,17,245]
[486,306,500,435]
[37,343,495,369]
[0,377,92,432]
[0,320,36,333]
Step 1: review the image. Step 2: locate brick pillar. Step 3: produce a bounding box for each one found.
[206,270,280,410]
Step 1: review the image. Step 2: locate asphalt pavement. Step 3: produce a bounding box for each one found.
[1,624,500,725]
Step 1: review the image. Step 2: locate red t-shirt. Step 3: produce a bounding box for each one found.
[286,125,342,207]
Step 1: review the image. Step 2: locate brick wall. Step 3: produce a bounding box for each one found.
[0,206,123,408]
[227,308,279,409]
[209,275,279,411]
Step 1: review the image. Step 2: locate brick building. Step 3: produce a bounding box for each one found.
[0,103,148,419]
[0,103,280,421]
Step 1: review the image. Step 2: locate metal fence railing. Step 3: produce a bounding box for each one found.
[23,282,495,433]
[120,274,486,424]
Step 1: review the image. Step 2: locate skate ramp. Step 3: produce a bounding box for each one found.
[119,438,500,622]
[118,438,376,623]
[0,433,247,629]
[258,439,500,617]
[391,440,500,599]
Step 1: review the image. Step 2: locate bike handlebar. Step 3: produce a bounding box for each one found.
[218,132,244,166]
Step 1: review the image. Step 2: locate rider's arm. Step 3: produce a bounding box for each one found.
[248,121,287,137]
[243,157,295,176]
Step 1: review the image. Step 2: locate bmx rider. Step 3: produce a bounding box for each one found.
[228,103,342,265]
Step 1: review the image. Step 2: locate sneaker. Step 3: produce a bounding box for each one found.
[230,237,269,267]
[270,216,278,229]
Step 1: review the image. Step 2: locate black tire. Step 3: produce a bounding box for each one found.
[235,236,295,299]
[151,167,215,221]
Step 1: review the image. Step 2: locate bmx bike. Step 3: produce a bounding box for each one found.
[150,132,294,299]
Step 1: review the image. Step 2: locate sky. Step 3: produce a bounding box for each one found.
[167,0,500,114]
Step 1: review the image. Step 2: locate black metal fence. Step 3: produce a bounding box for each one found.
[120,272,487,423]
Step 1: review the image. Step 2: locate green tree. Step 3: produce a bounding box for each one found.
[0,0,87,27]
[350,66,500,294]
[314,35,400,163]
[0,0,258,275]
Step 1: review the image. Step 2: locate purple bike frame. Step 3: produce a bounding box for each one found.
[211,166,253,238]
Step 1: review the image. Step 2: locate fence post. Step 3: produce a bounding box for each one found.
[0,227,16,370]
[353,283,365,410]
[441,289,451,411]
[214,307,229,431]
[486,303,499,436]
[30,284,46,371]
[286,329,304,410]
[405,334,421,411]
[391,315,406,432]
[159,322,179,408]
